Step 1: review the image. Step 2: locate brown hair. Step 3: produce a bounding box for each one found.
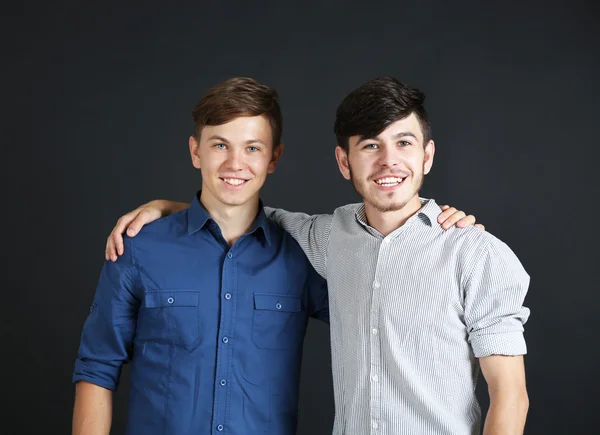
[192,77,282,146]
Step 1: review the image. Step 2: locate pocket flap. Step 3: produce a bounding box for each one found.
[253,293,302,312]
[145,290,200,308]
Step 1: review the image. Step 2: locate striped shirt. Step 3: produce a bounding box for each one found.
[266,198,530,435]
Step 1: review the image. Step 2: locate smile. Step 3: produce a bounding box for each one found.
[374,176,405,187]
[220,178,249,188]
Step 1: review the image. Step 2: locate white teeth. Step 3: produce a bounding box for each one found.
[223,178,246,186]
[375,177,404,186]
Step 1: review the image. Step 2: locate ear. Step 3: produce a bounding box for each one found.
[335,146,351,180]
[423,140,435,175]
[267,143,284,174]
[189,136,201,169]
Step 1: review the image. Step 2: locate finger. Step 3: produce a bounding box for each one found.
[115,231,125,256]
[105,235,117,262]
[105,237,115,262]
[437,206,457,224]
[126,211,153,237]
[456,214,476,228]
[475,223,486,231]
[440,204,450,211]
[442,211,467,229]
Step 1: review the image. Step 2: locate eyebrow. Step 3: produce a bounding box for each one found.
[355,131,418,146]
[207,135,266,145]
[392,131,418,140]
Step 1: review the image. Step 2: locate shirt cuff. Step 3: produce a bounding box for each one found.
[470,331,527,358]
[72,359,120,391]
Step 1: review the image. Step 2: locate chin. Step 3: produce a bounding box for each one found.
[220,191,259,206]
[370,201,406,213]
[218,196,251,207]
[365,193,410,213]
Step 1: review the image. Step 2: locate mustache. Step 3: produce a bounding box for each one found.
[367,169,409,181]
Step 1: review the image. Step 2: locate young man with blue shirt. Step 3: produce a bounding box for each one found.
[72,78,330,435]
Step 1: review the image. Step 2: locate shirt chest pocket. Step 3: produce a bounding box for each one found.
[251,293,307,350]
[138,290,200,348]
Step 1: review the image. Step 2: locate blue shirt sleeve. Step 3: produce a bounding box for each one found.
[72,236,140,390]
[306,265,329,324]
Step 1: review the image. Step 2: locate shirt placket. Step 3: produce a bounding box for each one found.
[212,246,237,434]
[369,236,390,434]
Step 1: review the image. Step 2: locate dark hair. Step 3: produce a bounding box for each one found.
[192,77,282,146]
[334,76,431,152]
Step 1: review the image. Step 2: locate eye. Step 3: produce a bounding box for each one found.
[398,140,411,147]
[363,143,378,149]
[247,146,259,152]
[214,143,226,150]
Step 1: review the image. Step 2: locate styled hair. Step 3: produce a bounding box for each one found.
[191,77,282,146]
[334,76,431,151]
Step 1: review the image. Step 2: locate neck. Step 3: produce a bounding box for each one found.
[199,191,259,246]
[364,194,423,236]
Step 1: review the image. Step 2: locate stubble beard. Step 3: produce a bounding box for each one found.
[349,164,425,213]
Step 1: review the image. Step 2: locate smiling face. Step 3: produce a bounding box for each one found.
[190,115,283,210]
[335,112,434,214]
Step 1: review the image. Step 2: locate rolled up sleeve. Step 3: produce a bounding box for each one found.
[463,237,530,358]
[72,237,140,390]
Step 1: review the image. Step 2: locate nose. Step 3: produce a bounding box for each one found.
[377,143,399,167]
[225,148,245,171]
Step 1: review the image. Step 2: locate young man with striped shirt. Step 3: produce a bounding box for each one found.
[104,77,529,434]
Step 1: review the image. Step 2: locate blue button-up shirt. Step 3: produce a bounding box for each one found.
[73,194,329,435]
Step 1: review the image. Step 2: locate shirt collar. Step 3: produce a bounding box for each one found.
[415,197,440,227]
[354,197,440,234]
[187,192,273,246]
[248,204,273,247]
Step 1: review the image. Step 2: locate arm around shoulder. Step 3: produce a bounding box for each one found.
[264,207,333,278]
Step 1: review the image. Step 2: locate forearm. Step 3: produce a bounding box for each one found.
[483,390,529,435]
[72,381,113,435]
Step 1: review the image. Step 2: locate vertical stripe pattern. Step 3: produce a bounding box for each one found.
[266,198,530,435]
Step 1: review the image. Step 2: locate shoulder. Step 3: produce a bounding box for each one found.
[266,220,313,263]
[334,202,362,213]
[449,227,529,283]
[127,209,188,245]
[332,203,362,220]
[449,225,517,256]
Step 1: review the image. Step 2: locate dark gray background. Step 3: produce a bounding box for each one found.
[13,0,600,433]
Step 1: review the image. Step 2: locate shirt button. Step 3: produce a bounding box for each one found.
[373,281,380,288]
[227,252,233,258]
[222,337,229,344]
[275,302,282,310]
[372,328,378,335]
[224,293,232,300]
[372,374,378,382]
[167,297,174,304]
[217,424,224,431]
[372,421,378,429]
[384,238,390,244]
[220,379,226,386]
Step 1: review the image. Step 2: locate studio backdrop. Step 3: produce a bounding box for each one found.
[16,1,600,434]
